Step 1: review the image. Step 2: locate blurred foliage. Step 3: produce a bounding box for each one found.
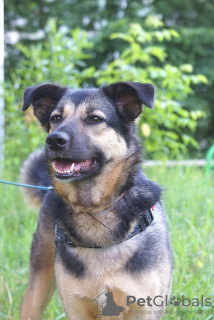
[3,19,207,172]
[96,17,206,158]
[4,20,95,170]
[4,0,148,77]
[4,0,214,157]
[153,0,214,153]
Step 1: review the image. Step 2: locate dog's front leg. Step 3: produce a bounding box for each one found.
[20,213,55,320]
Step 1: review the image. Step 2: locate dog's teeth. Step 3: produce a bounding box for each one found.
[71,163,74,172]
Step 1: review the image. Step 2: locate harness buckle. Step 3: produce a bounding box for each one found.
[138,208,154,231]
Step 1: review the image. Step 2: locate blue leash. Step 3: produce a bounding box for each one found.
[0,180,53,191]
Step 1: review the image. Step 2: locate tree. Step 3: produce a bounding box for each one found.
[4,19,206,173]
[4,0,147,76]
[4,0,213,156]
[151,0,214,152]
[96,17,206,157]
[4,20,95,170]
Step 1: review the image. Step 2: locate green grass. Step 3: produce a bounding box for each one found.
[148,166,214,320]
[0,166,213,319]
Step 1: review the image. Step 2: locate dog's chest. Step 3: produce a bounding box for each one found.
[55,240,139,297]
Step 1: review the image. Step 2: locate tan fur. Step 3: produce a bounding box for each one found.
[53,157,129,212]
[21,187,42,209]
[53,204,171,319]
[62,102,76,118]
[21,215,55,320]
[55,255,170,320]
[21,267,55,320]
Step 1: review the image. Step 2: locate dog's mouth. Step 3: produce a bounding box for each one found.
[52,158,101,181]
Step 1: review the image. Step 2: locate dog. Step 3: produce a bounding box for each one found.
[20,81,173,320]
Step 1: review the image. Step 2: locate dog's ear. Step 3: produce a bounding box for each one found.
[103,81,155,122]
[22,83,66,131]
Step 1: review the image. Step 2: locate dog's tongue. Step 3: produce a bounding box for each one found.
[54,158,93,172]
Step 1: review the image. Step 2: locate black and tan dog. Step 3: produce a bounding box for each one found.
[20,82,173,320]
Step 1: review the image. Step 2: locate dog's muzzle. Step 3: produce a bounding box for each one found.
[46,132,103,182]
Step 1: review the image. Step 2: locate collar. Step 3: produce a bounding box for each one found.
[55,206,155,249]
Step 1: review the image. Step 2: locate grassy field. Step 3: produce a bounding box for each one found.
[0,166,213,319]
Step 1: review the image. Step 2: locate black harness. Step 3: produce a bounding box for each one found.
[55,206,154,249]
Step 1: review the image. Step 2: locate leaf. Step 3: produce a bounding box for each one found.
[180,64,193,73]
[141,123,151,137]
[196,75,209,84]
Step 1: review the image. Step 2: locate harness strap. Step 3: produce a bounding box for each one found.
[55,206,154,249]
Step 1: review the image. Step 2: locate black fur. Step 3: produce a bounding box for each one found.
[56,245,85,278]
[66,89,91,106]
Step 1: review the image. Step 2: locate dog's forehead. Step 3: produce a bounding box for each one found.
[57,88,114,115]
[65,88,96,105]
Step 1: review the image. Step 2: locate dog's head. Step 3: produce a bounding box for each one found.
[23,82,155,183]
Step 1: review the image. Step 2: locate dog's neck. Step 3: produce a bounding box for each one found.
[52,159,161,248]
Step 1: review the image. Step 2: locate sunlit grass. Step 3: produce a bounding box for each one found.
[0,166,213,319]
[146,166,214,320]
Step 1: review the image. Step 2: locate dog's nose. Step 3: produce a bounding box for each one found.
[46,132,69,150]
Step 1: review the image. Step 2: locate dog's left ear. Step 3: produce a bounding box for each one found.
[103,81,155,122]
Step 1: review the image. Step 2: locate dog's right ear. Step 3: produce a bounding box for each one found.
[22,84,66,131]
[102,81,155,122]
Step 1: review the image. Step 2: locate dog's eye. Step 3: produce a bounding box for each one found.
[51,115,61,123]
[87,116,104,124]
